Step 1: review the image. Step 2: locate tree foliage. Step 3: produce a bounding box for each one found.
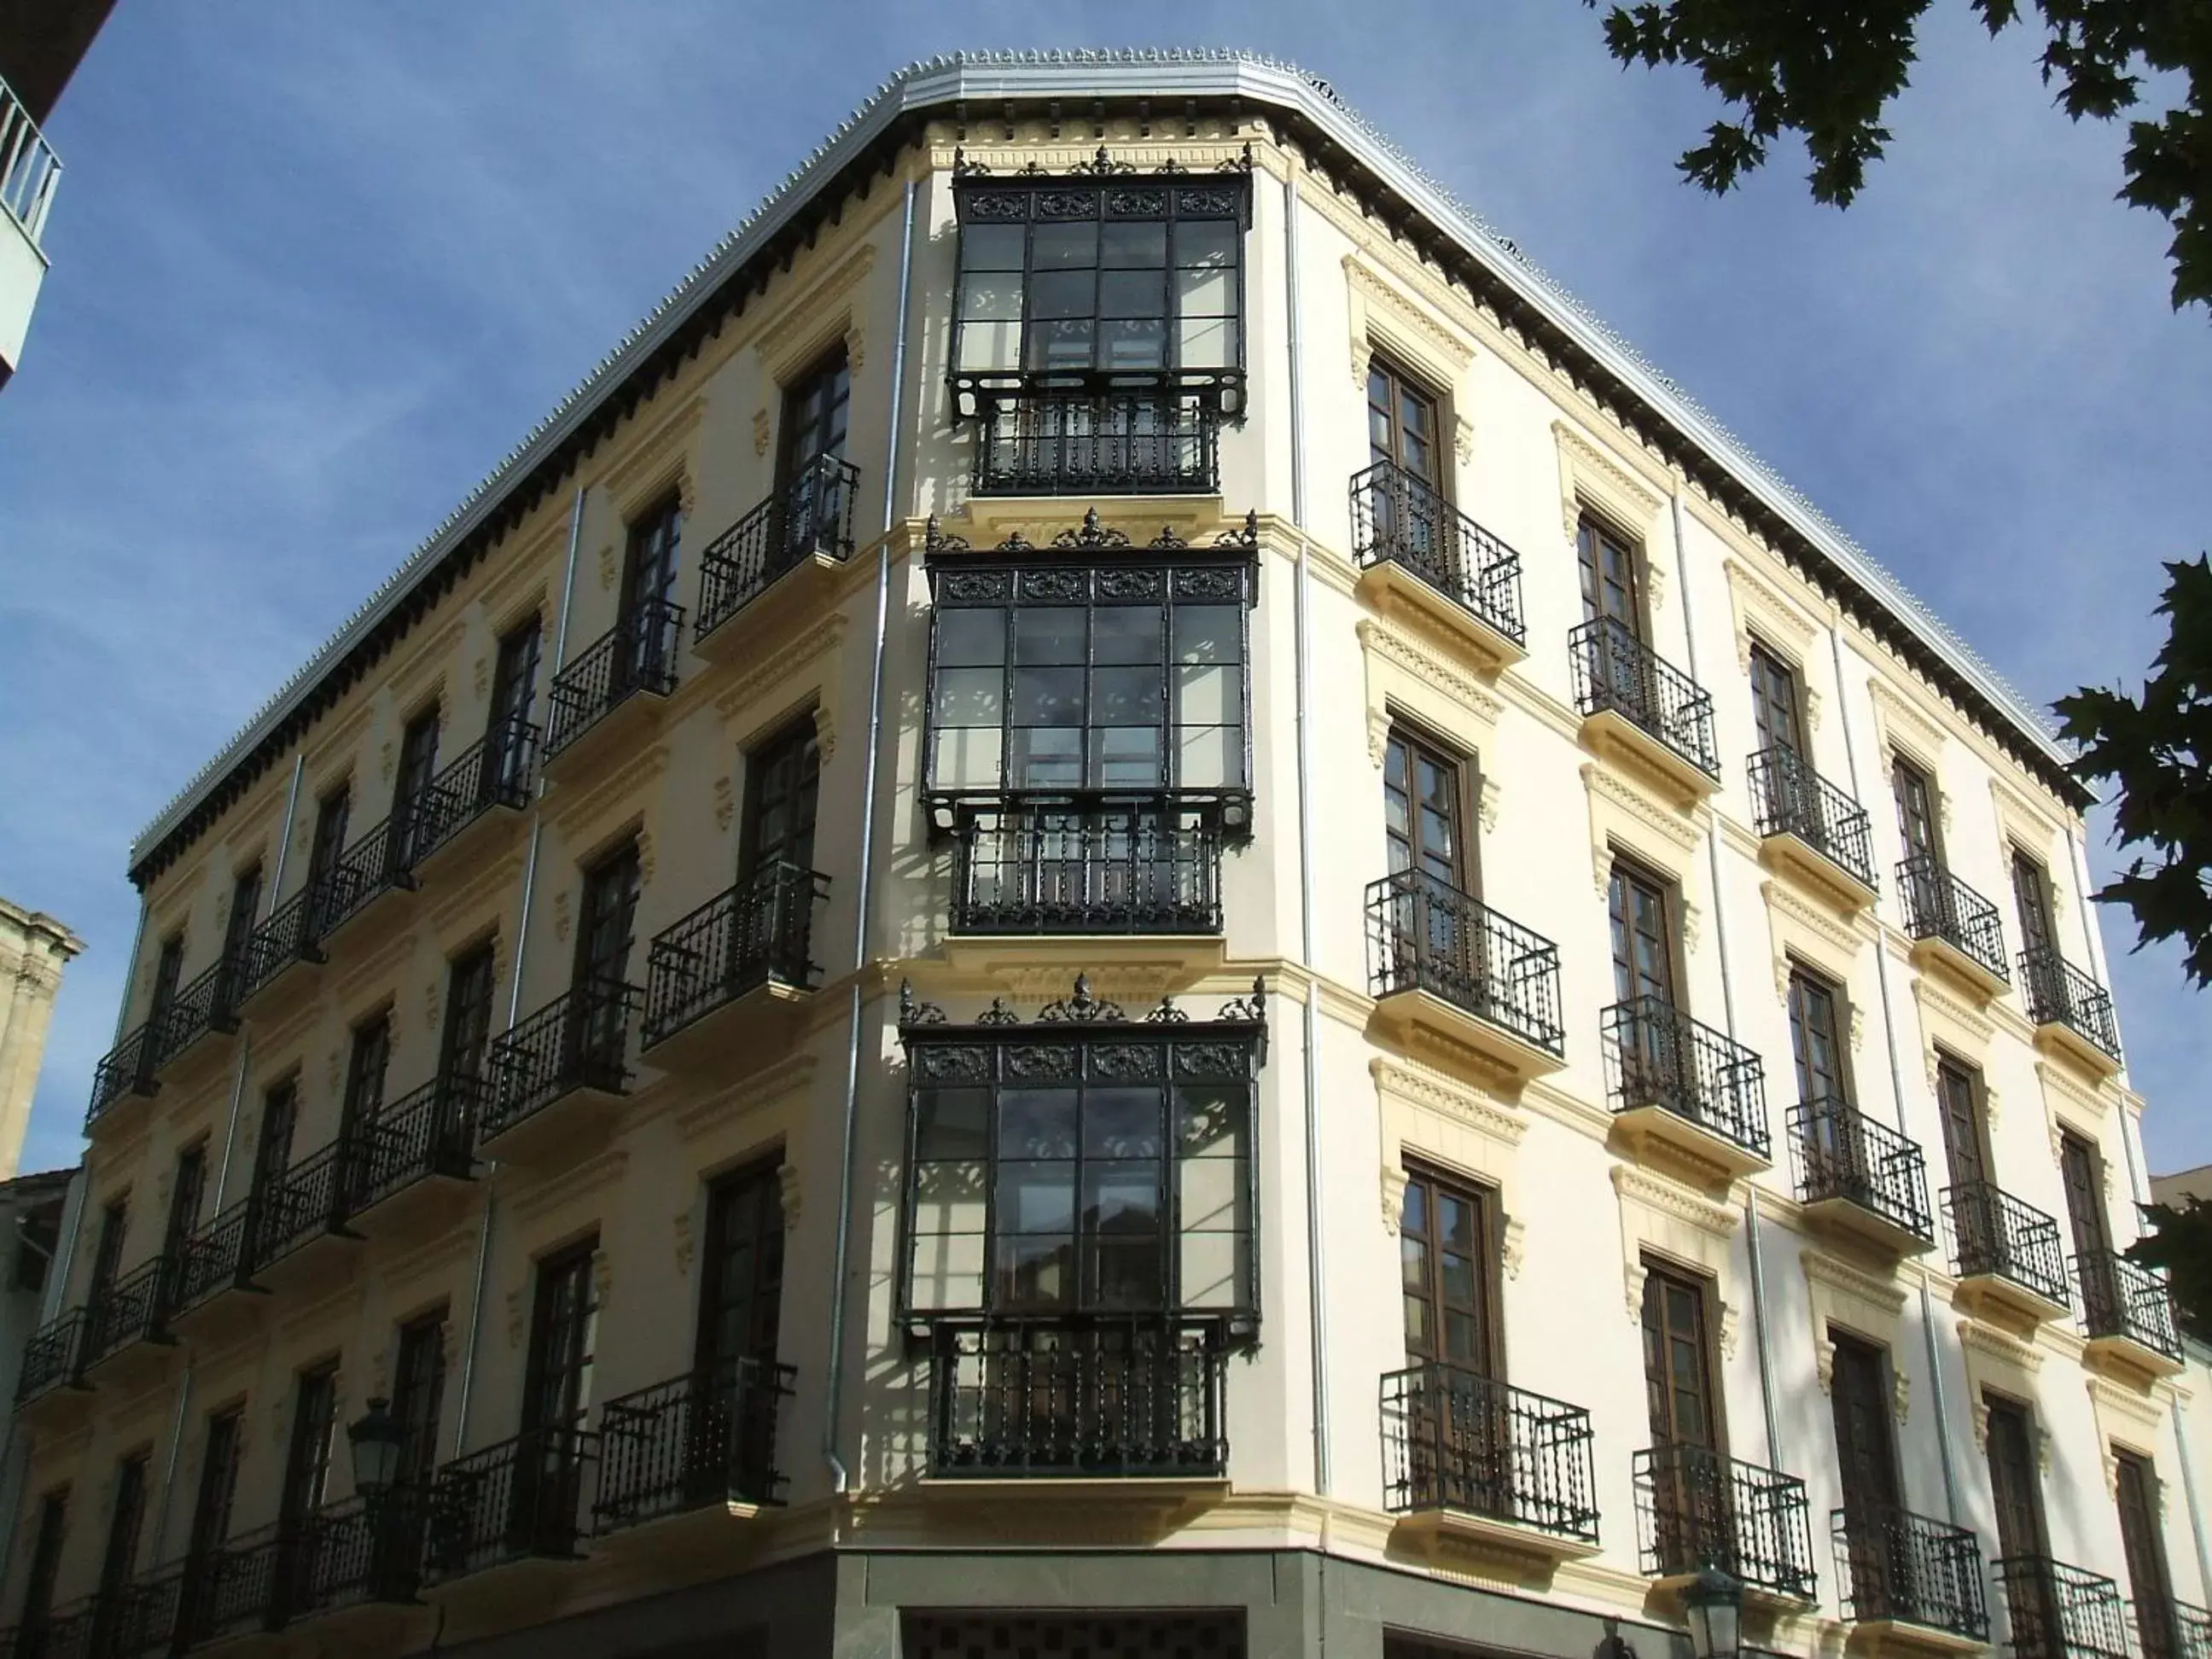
[2127,1196,2212,1343]
[1585,0,2212,311]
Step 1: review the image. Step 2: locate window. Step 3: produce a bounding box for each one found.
[1608,859,1678,1008]
[2011,848,2058,957]
[779,348,851,485]
[165,1143,207,1258]
[341,1013,392,1129]
[393,705,441,857]
[256,1078,300,1190]
[222,864,262,976]
[742,720,821,876]
[391,1309,448,1491]
[88,1196,128,1297]
[98,1454,148,1595]
[2116,1451,2177,1659]
[1934,1057,1991,1190]
[1641,1260,1720,1450]
[306,785,352,899]
[280,1364,338,1528]
[1578,513,1643,634]
[185,1409,242,1569]
[20,1488,67,1628]
[1828,1332,1901,1512]
[1785,966,1848,1107]
[1399,1166,1500,1374]
[439,943,497,1084]
[1367,358,1441,488]
[488,614,542,789]
[524,1241,597,1433]
[1384,727,1470,891]
[1891,753,1941,869]
[149,932,186,1027]
[2058,1131,2110,1260]
[697,1161,787,1380]
[1748,643,1805,759]
[572,844,641,1070]
[621,496,682,619]
[1982,1393,2049,1560]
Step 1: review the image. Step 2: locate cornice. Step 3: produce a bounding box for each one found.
[1610,1163,1735,1237]
[1371,1056,1528,1146]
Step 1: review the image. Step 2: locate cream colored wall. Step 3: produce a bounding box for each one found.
[0,899,80,1179]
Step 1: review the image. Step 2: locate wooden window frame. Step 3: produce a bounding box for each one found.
[1397,1158,1506,1377]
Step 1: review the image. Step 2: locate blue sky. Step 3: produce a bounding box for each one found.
[2,5,2205,1181]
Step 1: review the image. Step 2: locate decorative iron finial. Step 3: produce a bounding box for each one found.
[1051,509,1132,551]
[975,997,1020,1027]
[898,979,946,1027]
[1147,526,1189,550]
[1218,975,1267,1023]
[996,528,1034,552]
[924,515,970,555]
[1039,973,1126,1024]
[1213,509,1260,550]
[1143,995,1190,1025]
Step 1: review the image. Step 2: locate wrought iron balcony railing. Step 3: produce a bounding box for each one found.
[642,863,827,1048]
[237,887,328,1006]
[172,1198,262,1313]
[175,1523,286,1646]
[312,816,419,939]
[1602,996,1770,1159]
[592,1361,795,1534]
[1569,616,1720,778]
[151,952,249,1073]
[948,800,1222,938]
[1788,1097,1935,1243]
[972,385,1221,497]
[1897,856,2010,984]
[424,1425,599,1584]
[695,456,859,642]
[544,599,683,760]
[408,719,537,864]
[1348,460,1527,645]
[340,1074,482,1217]
[2076,1250,2180,1360]
[82,1256,177,1368]
[286,1490,427,1619]
[1366,870,1565,1057]
[2018,946,2122,1063]
[1634,1441,1817,1600]
[2141,1600,2212,1659]
[1831,1502,1988,1639]
[925,1318,1229,1480]
[99,1569,186,1659]
[1994,1556,2131,1659]
[15,1309,86,1404]
[1943,1182,2070,1307]
[253,1144,352,1271]
[1379,1362,1599,1543]
[1749,747,1877,891]
[85,1024,160,1130]
[0,1591,105,1659]
[480,979,637,1145]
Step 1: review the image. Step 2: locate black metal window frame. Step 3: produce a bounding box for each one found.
[894,976,1267,1340]
[920,533,1258,833]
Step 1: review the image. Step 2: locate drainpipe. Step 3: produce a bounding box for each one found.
[1668,486,1783,1468]
[824,172,917,1506]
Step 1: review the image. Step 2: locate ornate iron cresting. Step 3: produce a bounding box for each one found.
[1831,1503,1988,1639]
[1602,996,1770,1158]
[1787,1097,1934,1243]
[642,863,827,1047]
[926,1318,1228,1478]
[1994,1557,2132,1659]
[2076,1250,2180,1359]
[1348,460,1527,646]
[237,888,329,1008]
[2017,946,2122,1062]
[592,1362,795,1532]
[340,1074,482,1220]
[544,598,684,760]
[1365,870,1565,1057]
[973,387,1221,496]
[423,1426,599,1584]
[152,951,249,1073]
[480,978,637,1145]
[1634,1441,1817,1600]
[694,456,859,642]
[15,1309,86,1404]
[1943,1182,2070,1306]
[1897,855,2011,982]
[1748,747,1877,891]
[1569,615,1720,777]
[85,1024,160,1130]
[313,815,420,940]
[286,1489,427,1618]
[408,718,537,864]
[81,1255,178,1369]
[950,800,1223,936]
[1379,1363,1599,1543]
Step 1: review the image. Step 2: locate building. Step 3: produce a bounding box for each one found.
[0,900,81,1178]
[0,0,111,385]
[2,50,2203,1659]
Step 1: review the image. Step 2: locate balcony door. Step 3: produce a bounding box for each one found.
[393,707,440,864]
[1934,1059,1991,1190]
[256,1080,299,1194]
[305,787,352,935]
[2058,1132,2110,1260]
[185,1410,243,1576]
[2011,850,2058,958]
[279,1365,337,1534]
[1642,1260,1726,1573]
[1610,860,1680,1103]
[1749,644,1806,760]
[1831,1333,1906,1616]
[1578,515,1643,635]
[487,615,542,795]
[618,498,681,690]
[1985,1394,2057,1654]
[166,1144,207,1260]
[2115,1451,2177,1659]
[739,721,821,969]
[391,1310,448,1493]
[777,347,852,561]
[1893,754,1942,868]
[149,933,186,1042]
[694,1162,788,1501]
[573,844,641,1072]
[88,1198,128,1300]
[221,864,262,989]
[437,945,496,1154]
[1786,969,1847,1107]
[1398,1167,1504,1517]
[516,1243,597,1551]
[1365,359,1444,579]
[1384,728,1472,996]
[98,1452,148,1598]
[20,1489,67,1631]
[341,1016,391,1138]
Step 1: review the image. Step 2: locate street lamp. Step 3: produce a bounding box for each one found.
[346,1398,405,1498]
[1682,1562,1743,1659]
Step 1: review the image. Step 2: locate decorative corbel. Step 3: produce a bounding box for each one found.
[505,1288,526,1350]
[473,655,490,700]
[712,776,735,833]
[812,701,838,763]
[1349,335,1372,396]
[844,323,866,373]
[672,1208,695,1275]
[1380,1166,1408,1236]
[1970,1400,1992,1452]
[1850,1005,1866,1053]
[1892,1369,1910,1424]
[325,1049,342,1096]
[777,1162,803,1231]
[592,1248,614,1311]
[1592,839,1616,898]
[423,981,441,1034]
[379,741,395,783]
[1479,777,1502,835]
[2103,1449,2122,1500]
[551,890,571,943]
[1719,1301,1742,1362]
[1815,1336,1837,1394]
[1644,558,1668,612]
[753,410,771,457]
[637,830,655,889]
[1804,684,1824,731]
[270,1389,289,1446]
[1502,1216,1526,1282]
[2036,1424,2052,1475]
[1453,414,1475,467]
[597,543,617,591]
[1624,1260,1649,1323]
[1984,1082,2002,1127]
[1682,897,1703,953]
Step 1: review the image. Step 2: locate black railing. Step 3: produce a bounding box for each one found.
[1788,1097,1934,1243]
[1749,748,1877,892]
[948,800,1222,938]
[926,1318,1229,1479]
[172,1199,260,1313]
[1602,996,1770,1158]
[973,387,1220,496]
[1348,460,1527,645]
[152,953,248,1072]
[289,1491,426,1617]
[642,864,826,1048]
[2150,1600,2212,1659]
[0,1592,108,1659]
[1994,1556,2131,1659]
[341,1074,482,1217]
[176,1525,285,1645]
[480,979,636,1145]
[544,599,683,760]
[253,1144,351,1270]
[1366,870,1565,1057]
[238,888,328,1005]
[1379,1362,1598,1543]
[1634,1441,1816,1600]
[695,456,859,641]
[15,1310,86,1404]
[2076,1250,2180,1359]
[81,1256,177,1368]
[102,1569,185,1659]
[424,1426,598,1584]
[1944,1182,2070,1307]
[2018,946,2122,1062]
[408,719,537,863]
[85,1025,159,1129]
[1831,1504,1988,1638]
[1569,616,1720,777]
[1897,857,2010,984]
[592,1362,795,1533]
[313,818,418,938]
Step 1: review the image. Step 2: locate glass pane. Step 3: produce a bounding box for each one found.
[1173,604,1240,666]
[1400,1236,1426,1290]
[909,1186,986,1237]
[1098,270,1167,318]
[908,1234,985,1311]
[1092,605,1162,664]
[1029,269,1095,320]
[1084,1087,1164,1157]
[931,666,1004,725]
[1027,319,1096,370]
[1010,727,1082,787]
[1439,1194,1476,1253]
[1175,725,1240,789]
[1178,1084,1245,1154]
[1100,318,1167,370]
[993,1236,1072,1309]
[1440,1252,1477,1307]
[915,1088,990,1158]
[1101,220,1167,268]
[1174,220,1237,270]
[1175,266,1234,316]
[1173,661,1239,725]
[1033,221,1098,268]
[1011,667,1085,725]
[1091,666,1163,725]
[935,608,1005,667]
[930,726,1003,789]
[1176,317,1237,369]
[996,1162,1075,1232]
[1091,1236,1165,1307]
[957,319,1021,371]
[1178,1232,1248,1310]
[1082,1162,1161,1231]
[998,1088,1079,1156]
[1179,1153,1240,1234]
[959,271,1024,321]
[1014,608,1086,663]
[960,224,1026,271]
[1095,727,1162,787]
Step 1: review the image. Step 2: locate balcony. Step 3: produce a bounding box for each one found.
[591,1363,795,1547]
[1603,997,1771,1179]
[423,1425,598,1588]
[2018,946,2122,1078]
[84,1023,160,1134]
[969,381,1222,497]
[150,952,248,1083]
[175,1523,288,1647]
[949,800,1222,937]
[340,1074,480,1236]
[1633,1441,1817,1604]
[14,1308,87,1409]
[170,1200,266,1338]
[1944,1182,2069,1324]
[0,1592,106,1659]
[312,816,420,945]
[1379,1363,1600,1567]
[541,599,681,774]
[1788,1097,1936,1255]
[285,1491,426,1625]
[79,1256,178,1378]
[251,1144,358,1289]
[2138,1600,2212,1659]
[1897,857,2011,997]
[641,863,826,1067]
[478,981,636,1163]
[236,888,329,1013]
[1348,460,1528,672]
[0,73,61,381]
[1831,1503,1988,1648]
[1366,871,1566,1088]
[693,456,859,655]
[1749,747,1878,910]
[1994,1557,2131,1659]
[99,1569,187,1659]
[1570,616,1720,803]
[408,719,536,875]
[2075,1249,2182,1377]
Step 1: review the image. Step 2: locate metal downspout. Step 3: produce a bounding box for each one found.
[825,173,917,1507]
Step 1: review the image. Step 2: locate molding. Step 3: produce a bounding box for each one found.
[1582,761,1703,896]
[509,1149,630,1226]
[713,613,848,740]
[2084,1371,2164,1461]
[544,742,672,845]
[1990,774,2064,864]
[753,242,877,382]
[1866,675,1948,770]
[1761,878,1866,999]
[1344,252,1476,398]
[1610,1164,1737,1325]
[1554,418,1666,547]
[1355,616,1505,768]
[596,392,707,520]
[673,1051,819,1144]
[1723,556,1824,677]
